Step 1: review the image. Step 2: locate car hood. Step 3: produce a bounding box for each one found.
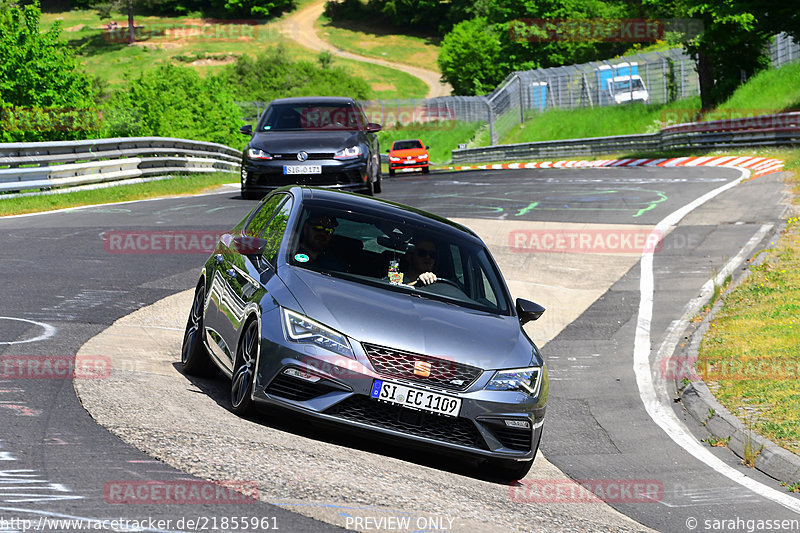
[280,266,534,370]
[250,131,362,153]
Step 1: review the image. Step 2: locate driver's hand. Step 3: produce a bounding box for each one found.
[417,272,437,285]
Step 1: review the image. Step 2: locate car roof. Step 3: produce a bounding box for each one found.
[267,96,358,106]
[278,186,480,241]
[392,139,423,144]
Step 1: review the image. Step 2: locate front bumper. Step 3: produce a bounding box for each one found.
[241,158,368,193]
[389,159,428,171]
[252,309,547,462]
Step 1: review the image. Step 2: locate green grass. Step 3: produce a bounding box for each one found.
[315,14,441,72]
[41,9,427,99]
[711,61,800,118]
[697,155,800,454]
[0,173,237,217]
[378,121,483,165]
[337,60,428,99]
[501,60,800,145]
[501,97,702,144]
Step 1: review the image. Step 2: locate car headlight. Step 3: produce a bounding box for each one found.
[389,156,401,162]
[282,308,354,357]
[485,367,542,396]
[247,148,273,160]
[334,146,363,160]
[418,154,428,160]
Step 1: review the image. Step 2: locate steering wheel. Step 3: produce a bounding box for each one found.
[430,277,462,289]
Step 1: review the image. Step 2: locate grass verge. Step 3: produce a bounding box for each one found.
[696,151,800,457]
[501,98,702,145]
[315,14,441,73]
[0,173,237,217]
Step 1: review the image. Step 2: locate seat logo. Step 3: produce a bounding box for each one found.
[297,151,309,161]
[413,361,431,377]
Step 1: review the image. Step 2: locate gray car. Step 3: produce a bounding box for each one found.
[181,186,548,479]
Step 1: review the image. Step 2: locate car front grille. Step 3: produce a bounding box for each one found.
[325,395,488,450]
[362,343,483,391]
[273,153,335,160]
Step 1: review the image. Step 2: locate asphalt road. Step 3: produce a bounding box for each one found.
[1,167,798,532]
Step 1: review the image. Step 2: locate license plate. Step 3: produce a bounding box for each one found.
[403,160,416,164]
[370,380,461,417]
[283,165,322,175]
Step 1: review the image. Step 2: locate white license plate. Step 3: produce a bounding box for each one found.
[283,165,322,175]
[370,380,461,417]
[403,160,416,164]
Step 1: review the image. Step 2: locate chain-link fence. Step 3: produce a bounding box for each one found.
[239,36,798,147]
[771,33,799,67]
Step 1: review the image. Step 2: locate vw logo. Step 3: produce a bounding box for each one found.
[297,151,309,162]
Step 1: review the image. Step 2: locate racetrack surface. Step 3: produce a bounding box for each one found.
[2,167,798,532]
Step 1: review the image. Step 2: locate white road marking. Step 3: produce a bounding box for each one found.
[634,167,800,513]
[0,317,56,345]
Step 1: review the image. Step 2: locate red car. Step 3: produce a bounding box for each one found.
[386,139,430,176]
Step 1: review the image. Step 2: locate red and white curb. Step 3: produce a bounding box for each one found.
[445,156,784,178]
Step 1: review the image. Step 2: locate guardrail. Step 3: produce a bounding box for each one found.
[453,112,800,164]
[0,137,241,194]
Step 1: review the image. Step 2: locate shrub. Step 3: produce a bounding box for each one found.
[101,64,243,148]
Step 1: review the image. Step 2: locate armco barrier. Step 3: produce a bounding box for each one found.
[0,137,241,195]
[453,112,800,164]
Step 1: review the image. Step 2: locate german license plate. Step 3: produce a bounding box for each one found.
[403,160,415,164]
[283,165,322,175]
[370,380,461,417]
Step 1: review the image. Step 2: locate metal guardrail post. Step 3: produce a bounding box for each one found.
[487,98,496,146]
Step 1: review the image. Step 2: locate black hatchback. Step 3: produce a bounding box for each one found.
[239,97,383,199]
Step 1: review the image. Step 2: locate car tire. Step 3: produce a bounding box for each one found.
[422,165,430,174]
[241,189,261,200]
[230,318,259,416]
[181,283,215,377]
[388,168,395,177]
[374,172,382,194]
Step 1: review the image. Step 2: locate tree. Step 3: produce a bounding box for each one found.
[438,0,633,95]
[437,18,506,95]
[645,0,775,110]
[0,2,99,142]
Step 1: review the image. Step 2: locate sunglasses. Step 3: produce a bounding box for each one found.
[414,249,436,259]
[311,225,334,235]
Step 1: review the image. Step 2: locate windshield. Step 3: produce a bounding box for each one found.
[612,78,645,92]
[286,205,511,315]
[259,103,365,132]
[392,140,423,150]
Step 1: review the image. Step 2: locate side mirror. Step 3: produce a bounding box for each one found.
[366,122,382,133]
[385,149,390,153]
[425,145,430,149]
[232,235,268,256]
[239,124,253,136]
[516,299,545,325]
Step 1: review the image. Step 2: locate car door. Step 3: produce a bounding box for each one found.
[206,194,289,373]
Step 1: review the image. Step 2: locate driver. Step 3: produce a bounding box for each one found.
[403,238,438,286]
